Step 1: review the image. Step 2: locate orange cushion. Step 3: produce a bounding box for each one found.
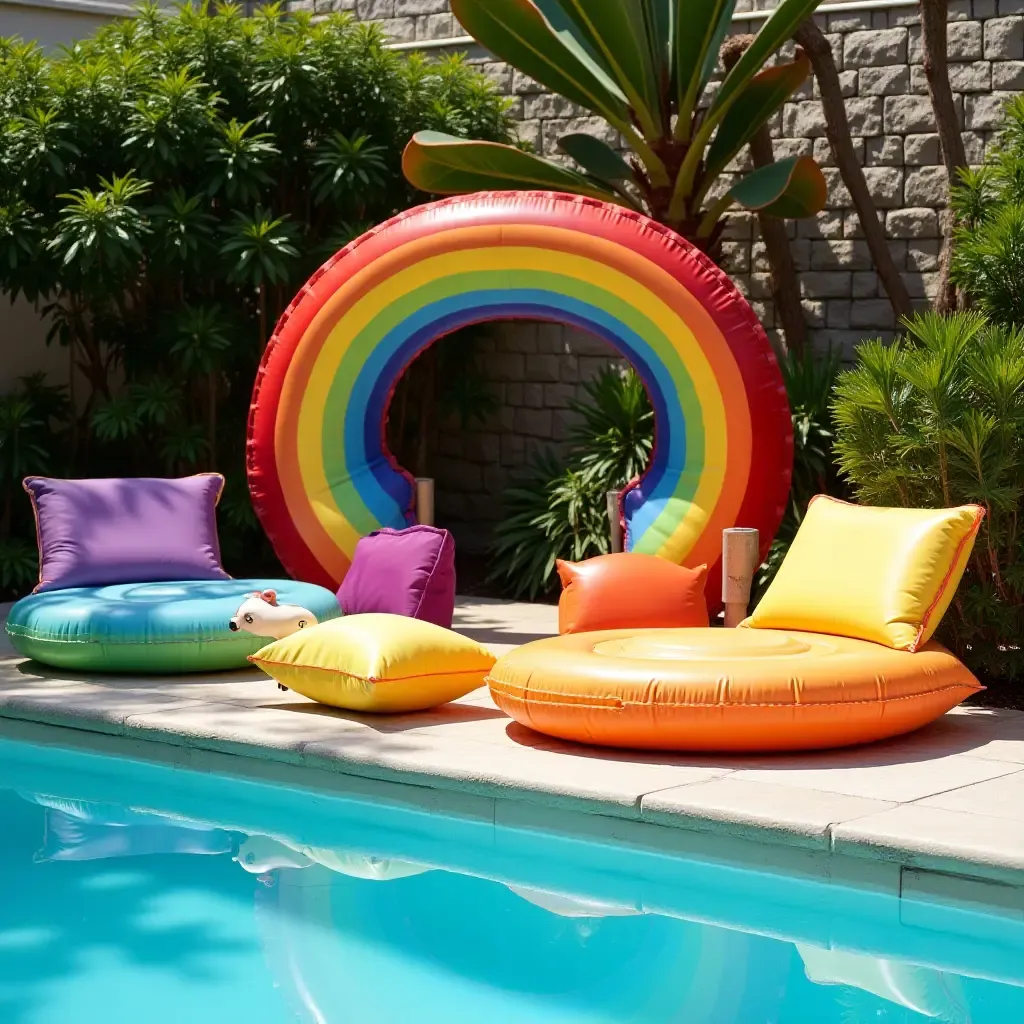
[556,553,708,634]
[487,628,981,752]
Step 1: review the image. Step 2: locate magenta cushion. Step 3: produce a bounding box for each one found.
[24,475,229,593]
[336,526,456,628]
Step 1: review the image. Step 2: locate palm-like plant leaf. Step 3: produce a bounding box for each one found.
[403,131,622,202]
[557,133,636,184]
[728,155,827,218]
[450,0,631,135]
[540,0,664,140]
[673,0,735,137]
[704,53,811,182]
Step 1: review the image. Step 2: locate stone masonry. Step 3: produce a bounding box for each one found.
[289,0,1024,551]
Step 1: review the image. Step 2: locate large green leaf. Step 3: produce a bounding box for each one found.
[642,0,673,87]
[558,133,636,184]
[402,131,622,203]
[450,0,630,133]
[673,0,735,136]
[539,0,664,140]
[671,0,822,215]
[703,53,811,183]
[728,155,827,217]
[709,0,822,127]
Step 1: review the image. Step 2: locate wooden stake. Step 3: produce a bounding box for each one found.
[607,490,623,553]
[416,477,435,526]
[722,528,759,627]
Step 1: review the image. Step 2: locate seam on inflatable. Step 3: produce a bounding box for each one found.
[250,658,492,684]
[21,477,45,592]
[411,531,448,620]
[912,504,987,653]
[5,629,262,645]
[484,681,981,708]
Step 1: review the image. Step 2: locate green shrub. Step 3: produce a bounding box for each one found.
[755,345,846,598]
[0,2,514,588]
[951,95,1024,328]
[832,311,1024,682]
[488,451,611,601]
[489,366,653,599]
[0,374,70,592]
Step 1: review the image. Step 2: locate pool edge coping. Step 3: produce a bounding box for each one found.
[3,701,1024,907]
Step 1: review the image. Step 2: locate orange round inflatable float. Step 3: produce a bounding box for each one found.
[487,628,981,752]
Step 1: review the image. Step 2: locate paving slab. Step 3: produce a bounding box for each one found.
[915,769,1024,821]
[833,804,1024,880]
[641,777,897,848]
[730,750,1022,802]
[2,598,1024,889]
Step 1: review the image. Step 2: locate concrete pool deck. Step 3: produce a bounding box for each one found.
[2,597,1024,899]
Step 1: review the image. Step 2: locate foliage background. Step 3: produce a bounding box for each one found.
[0,1,514,593]
[833,311,1024,684]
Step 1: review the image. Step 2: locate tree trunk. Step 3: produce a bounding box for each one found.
[749,129,807,356]
[414,347,437,478]
[720,34,806,355]
[258,283,267,350]
[920,0,967,313]
[794,19,914,322]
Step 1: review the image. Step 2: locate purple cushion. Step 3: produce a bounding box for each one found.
[337,526,456,628]
[24,475,229,593]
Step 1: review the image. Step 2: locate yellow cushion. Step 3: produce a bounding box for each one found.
[744,496,984,650]
[249,613,495,712]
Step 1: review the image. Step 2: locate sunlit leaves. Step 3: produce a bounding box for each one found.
[47,172,151,282]
[219,208,299,287]
[312,131,388,204]
[205,118,278,205]
[832,312,1024,677]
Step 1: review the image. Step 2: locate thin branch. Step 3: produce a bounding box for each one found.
[794,19,914,321]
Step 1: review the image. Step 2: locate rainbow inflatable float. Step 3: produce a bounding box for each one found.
[248,192,792,592]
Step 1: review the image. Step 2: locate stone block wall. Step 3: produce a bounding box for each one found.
[431,324,623,553]
[288,0,1022,552]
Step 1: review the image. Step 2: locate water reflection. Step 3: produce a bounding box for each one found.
[1,746,1023,1023]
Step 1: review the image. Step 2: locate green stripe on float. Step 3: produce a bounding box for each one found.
[319,270,706,535]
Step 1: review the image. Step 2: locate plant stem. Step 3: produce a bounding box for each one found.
[920,0,968,314]
[749,128,807,355]
[258,282,267,349]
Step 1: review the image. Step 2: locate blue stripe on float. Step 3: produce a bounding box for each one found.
[337,290,695,547]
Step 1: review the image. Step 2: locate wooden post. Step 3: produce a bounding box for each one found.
[722,527,759,627]
[607,490,623,553]
[415,477,435,526]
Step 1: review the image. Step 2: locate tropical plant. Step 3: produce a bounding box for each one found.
[569,366,653,489]
[489,452,611,600]
[754,345,845,598]
[0,1,515,588]
[402,0,828,258]
[951,95,1024,329]
[0,375,68,593]
[832,312,1024,682]
[489,367,655,598]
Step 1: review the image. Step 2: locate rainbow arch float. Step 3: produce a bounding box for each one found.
[247,192,793,594]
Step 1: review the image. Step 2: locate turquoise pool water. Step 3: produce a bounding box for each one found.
[1,734,1022,1024]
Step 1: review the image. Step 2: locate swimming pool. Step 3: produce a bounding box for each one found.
[1,729,1022,1023]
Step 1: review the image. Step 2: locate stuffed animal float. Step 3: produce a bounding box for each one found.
[230,589,319,691]
[229,589,318,640]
